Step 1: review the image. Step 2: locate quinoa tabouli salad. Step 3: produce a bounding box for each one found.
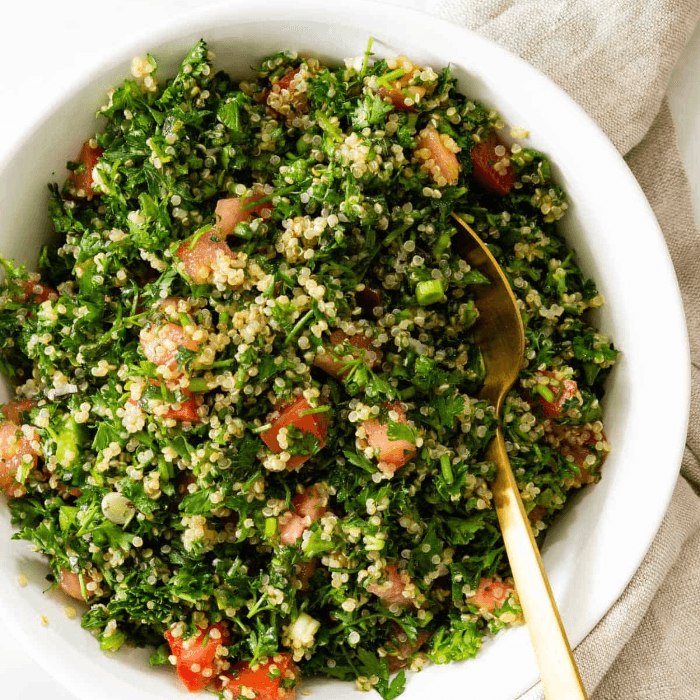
[0,40,617,699]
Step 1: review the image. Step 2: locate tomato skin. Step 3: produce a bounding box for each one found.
[260,397,328,470]
[367,564,414,607]
[470,133,516,195]
[414,126,460,185]
[67,141,104,197]
[175,233,238,285]
[139,323,201,374]
[214,194,271,237]
[467,577,515,613]
[222,653,300,700]
[130,383,202,423]
[361,402,416,474]
[165,623,230,693]
[546,423,608,487]
[0,420,40,498]
[533,371,580,418]
[313,330,382,380]
[279,484,328,546]
[58,568,94,601]
[0,400,36,424]
[15,280,57,304]
[386,624,431,672]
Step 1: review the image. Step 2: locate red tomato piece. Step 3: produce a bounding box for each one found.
[139,323,201,374]
[367,564,415,608]
[0,420,40,498]
[547,423,608,487]
[361,403,416,475]
[528,504,547,523]
[386,624,431,672]
[414,126,460,185]
[58,568,94,601]
[222,653,301,700]
[163,391,201,423]
[467,577,515,613]
[15,280,58,304]
[260,397,328,470]
[279,485,328,545]
[67,140,104,198]
[470,132,516,195]
[0,400,36,424]
[130,383,202,423]
[376,56,428,111]
[175,233,238,285]
[293,559,317,591]
[214,194,271,238]
[354,287,383,317]
[313,330,382,380]
[165,623,230,693]
[263,67,309,119]
[533,371,580,418]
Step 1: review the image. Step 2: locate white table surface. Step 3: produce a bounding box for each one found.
[1,1,698,698]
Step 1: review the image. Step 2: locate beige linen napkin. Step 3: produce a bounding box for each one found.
[424,1,700,697]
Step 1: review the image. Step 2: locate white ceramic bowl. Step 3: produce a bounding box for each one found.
[0,2,690,699]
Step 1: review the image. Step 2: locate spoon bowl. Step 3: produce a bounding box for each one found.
[453,213,588,700]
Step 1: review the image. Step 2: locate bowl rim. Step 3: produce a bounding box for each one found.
[0,1,690,699]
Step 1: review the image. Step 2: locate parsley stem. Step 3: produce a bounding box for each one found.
[284,308,314,346]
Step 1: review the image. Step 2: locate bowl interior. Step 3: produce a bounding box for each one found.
[0,3,689,700]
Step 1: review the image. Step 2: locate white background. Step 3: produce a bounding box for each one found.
[1,1,698,698]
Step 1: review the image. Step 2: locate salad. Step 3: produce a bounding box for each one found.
[0,40,617,699]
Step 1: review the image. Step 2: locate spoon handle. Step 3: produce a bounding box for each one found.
[489,428,589,700]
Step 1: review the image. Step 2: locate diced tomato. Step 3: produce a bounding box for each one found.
[313,330,382,380]
[291,485,327,521]
[470,132,516,195]
[279,484,328,545]
[414,126,460,185]
[214,194,271,238]
[139,323,201,374]
[175,233,238,285]
[546,423,608,488]
[67,140,104,197]
[0,420,40,498]
[14,280,58,304]
[528,504,547,522]
[367,564,415,608]
[130,383,202,423]
[58,568,94,601]
[165,622,230,693]
[361,403,416,475]
[163,392,201,422]
[376,56,428,111]
[0,400,36,424]
[467,577,515,613]
[354,287,383,317]
[386,624,431,672]
[222,653,300,700]
[293,559,317,591]
[260,397,328,470]
[533,371,580,418]
[264,68,309,118]
[56,483,83,499]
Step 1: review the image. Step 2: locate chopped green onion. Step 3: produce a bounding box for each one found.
[440,453,454,484]
[416,280,445,305]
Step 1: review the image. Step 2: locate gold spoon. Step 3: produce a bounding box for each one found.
[452,213,588,700]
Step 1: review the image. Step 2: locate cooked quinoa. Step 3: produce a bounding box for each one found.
[0,40,617,699]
